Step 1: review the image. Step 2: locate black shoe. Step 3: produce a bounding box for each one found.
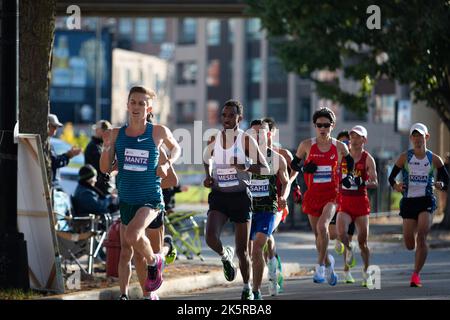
[118,294,129,300]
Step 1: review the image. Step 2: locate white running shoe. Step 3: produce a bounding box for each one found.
[313,265,326,283]
[325,254,338,286]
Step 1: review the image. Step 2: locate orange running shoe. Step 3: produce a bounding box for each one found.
[410,272,422,287]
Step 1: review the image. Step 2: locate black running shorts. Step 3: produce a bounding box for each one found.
[208,190,252,223]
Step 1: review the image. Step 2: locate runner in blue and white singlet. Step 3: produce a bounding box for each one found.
[389,123,449,287]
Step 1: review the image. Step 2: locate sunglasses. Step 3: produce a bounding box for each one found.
[315,123,332,128]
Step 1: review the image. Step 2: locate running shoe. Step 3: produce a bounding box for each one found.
[335,240,345,255]
[343,271,355,284]
[253,290,263,300]
[164,235,177,264]
[410,272,422,288]
[276,254,284,293]
[268,278,280,296]
[143,292,160,300]
[345,243,357,268]
[361,269,373,288]
[144,253,165,292]
[221,246,237,282]
[118,294,129,300]
[313,265,326,283]
[325,254,338,286]
[241,288,254,300]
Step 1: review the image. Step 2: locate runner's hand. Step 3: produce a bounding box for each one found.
[230,156,245,171]
[203,176,214,188]
[342,173,354,189]
[434,181,444,190]
[393,182,405,192]
[157,161,170,178]
[278,196,287,209]
[292,186,302,204]
[302,161,317,173]
[354,176,366,187]
[102,129,112,146]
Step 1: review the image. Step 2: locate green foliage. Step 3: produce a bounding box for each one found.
[245,0,450,130]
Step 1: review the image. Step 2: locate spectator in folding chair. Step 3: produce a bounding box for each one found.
[72,164,119,217]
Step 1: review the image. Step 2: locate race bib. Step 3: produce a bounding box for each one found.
[217,167,239,188]
[249,179,270,197]
[313,165,332,183]
[123,148,149,172]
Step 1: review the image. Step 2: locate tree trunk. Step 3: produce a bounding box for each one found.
[19,0,56,181]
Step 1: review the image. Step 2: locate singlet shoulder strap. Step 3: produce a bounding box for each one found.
[331,138,337,146]
[426,150,434,171]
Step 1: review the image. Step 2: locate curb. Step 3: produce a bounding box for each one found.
[40,262,307,300]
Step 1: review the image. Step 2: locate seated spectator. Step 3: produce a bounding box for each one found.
[72,164,119,217]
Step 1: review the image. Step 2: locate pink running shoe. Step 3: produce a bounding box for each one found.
[144,254,165,292]
[410,272,422,287]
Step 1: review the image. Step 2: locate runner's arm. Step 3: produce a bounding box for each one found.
[388,153,406,192]
[160,125,181,165]
[279,148,298,184]
[433,154,449,191]
[365,154,378,189]
[99,128,119,174]
[242,134,269,174]
[277,155,291,201]
[291,140,308,172]
[203,135,216,188]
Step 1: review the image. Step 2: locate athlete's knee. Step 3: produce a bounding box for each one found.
[316,224,328,237]
[124,231,141,246]
[416,232,428,246]
[358,238,368,250]
[404,239,415,251]
[235,246,249,261]
[120,247,133,262]
[205,231,219,248]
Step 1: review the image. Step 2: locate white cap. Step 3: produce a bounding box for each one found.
[409,122,428,136]
[350,125,367,138]
[48,114,63,127]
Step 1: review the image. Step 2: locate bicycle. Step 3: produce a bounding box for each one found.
[164,210,205,261]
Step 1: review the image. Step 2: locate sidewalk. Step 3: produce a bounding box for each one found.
[40,213,450,300]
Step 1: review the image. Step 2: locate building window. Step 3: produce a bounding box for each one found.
[228,19,236,44]
[176,101,196,124]
[207,100,220,126]
[176,61,197,85]
[374,94,395,123]
[119,18,133,35]
[268,57,287,84]
[151,18,166,44]
[178,18,197,45]
[207,19,221,46]
[207,60,220,87]
[298,97,311,122]
[267,98,288,123]
[343,108,368,122]
[248,58,261,83]
[248,99,262,121]
[135,18,149,43]
[246,18,262,41]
